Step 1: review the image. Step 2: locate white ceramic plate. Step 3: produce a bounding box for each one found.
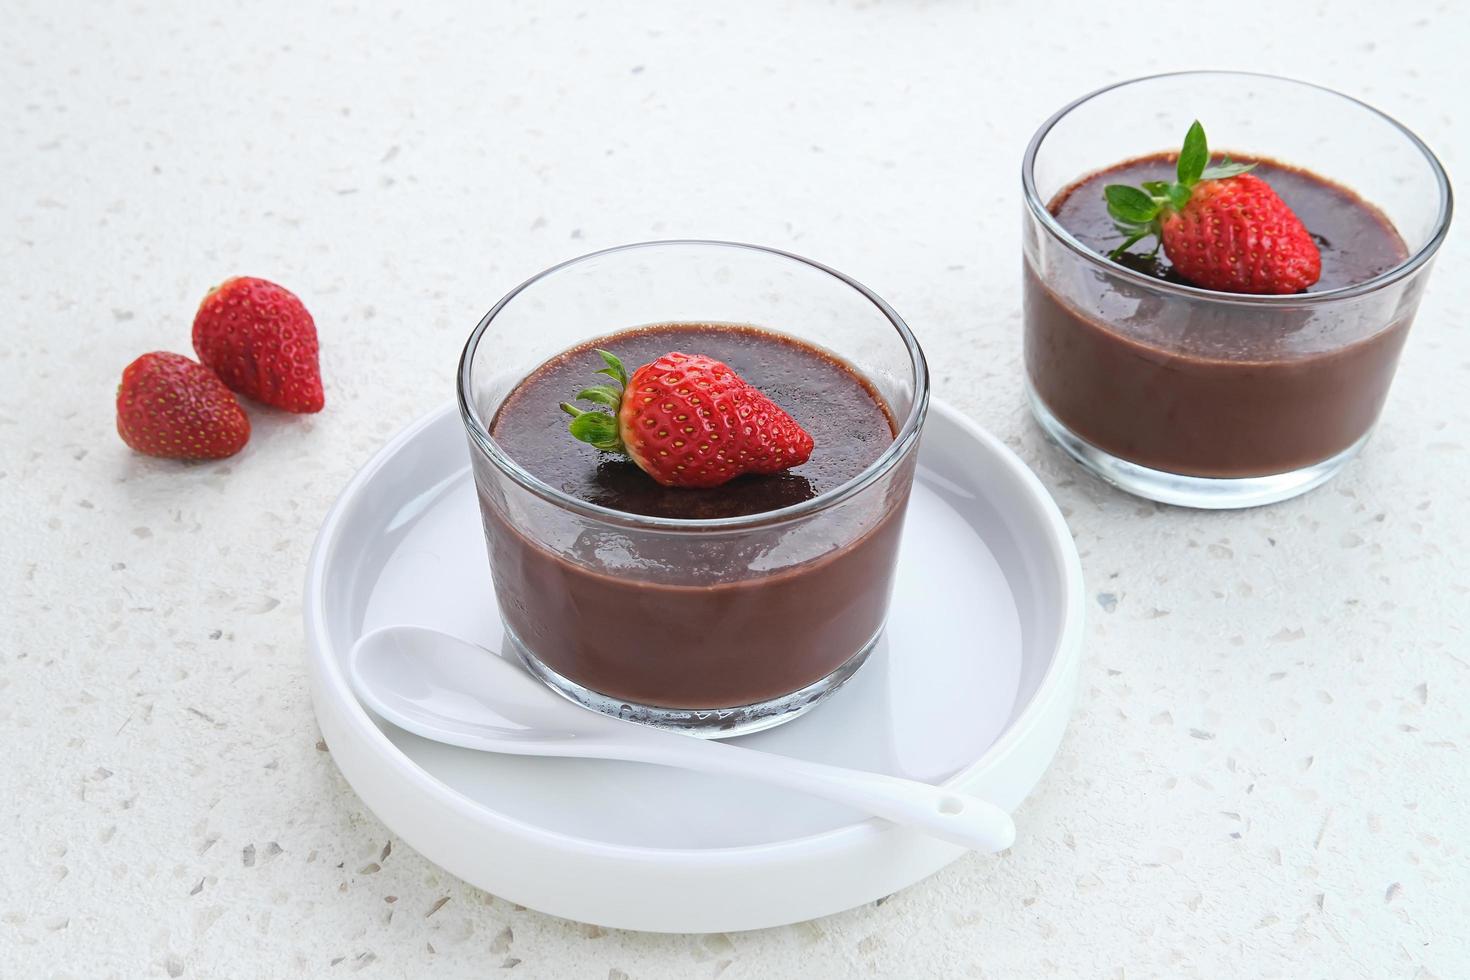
[304,400,1084,932]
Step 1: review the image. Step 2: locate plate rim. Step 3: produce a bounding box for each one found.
[303,398,1085,865]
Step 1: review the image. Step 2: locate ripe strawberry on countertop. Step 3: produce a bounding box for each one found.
[116,352,251,460]
[1104,121,1322,294]
[192,276,324,413]
[560,349,815,489]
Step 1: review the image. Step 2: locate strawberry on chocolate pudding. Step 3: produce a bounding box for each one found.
[1099,122,1324,295]
[559,347,815,488]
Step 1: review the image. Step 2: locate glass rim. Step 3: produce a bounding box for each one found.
[456,239,931,532]
[1021,70,1454,307]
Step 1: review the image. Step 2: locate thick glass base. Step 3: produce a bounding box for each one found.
[508,627,880,739]
[1027,383,1370,510]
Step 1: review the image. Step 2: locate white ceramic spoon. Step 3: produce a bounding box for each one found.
[348,625,1016,852]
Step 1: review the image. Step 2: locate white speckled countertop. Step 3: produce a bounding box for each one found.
[4,1,1468,977]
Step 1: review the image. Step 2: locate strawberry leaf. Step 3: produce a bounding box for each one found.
[561,404,624,453]
[1108,228,1155,261]
[1105,185,1160,224]
[575,384,622,408]
[1177,120,1208,187]
[593,349,627,389]
[1165,182,1192,211]
[1202,157,1257,180]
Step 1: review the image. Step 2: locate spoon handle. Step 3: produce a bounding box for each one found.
[600,734,1016,852]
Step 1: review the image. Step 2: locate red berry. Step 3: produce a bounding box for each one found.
[1104,121,1322,295]
[116,352,250,460]
[192,276,324,413]
[561,349,815,489]
[1160,174,1322,294]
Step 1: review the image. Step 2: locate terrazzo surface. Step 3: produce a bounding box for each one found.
[3,1,1468,977]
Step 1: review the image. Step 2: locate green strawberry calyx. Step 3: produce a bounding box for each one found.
[1104,120,1256,261]
[559,348,629,455]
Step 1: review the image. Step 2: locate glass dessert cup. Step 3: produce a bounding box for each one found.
[1022,71,1452,509]
[458,241,929,737]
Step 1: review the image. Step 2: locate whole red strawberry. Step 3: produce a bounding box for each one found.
[116,352,251,460]
[1104,121,1321,294]
[192,276,324,413]
[559,349,815,488]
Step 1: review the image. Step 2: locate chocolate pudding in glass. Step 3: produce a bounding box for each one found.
[1022,72,1452,508]
[458,243,928,737]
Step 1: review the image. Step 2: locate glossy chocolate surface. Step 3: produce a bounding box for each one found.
[491,323,895,519]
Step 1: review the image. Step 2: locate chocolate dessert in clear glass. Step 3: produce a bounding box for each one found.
[1022,72,1452,508]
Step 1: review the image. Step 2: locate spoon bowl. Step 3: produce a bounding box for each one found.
[351,624,622,744]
